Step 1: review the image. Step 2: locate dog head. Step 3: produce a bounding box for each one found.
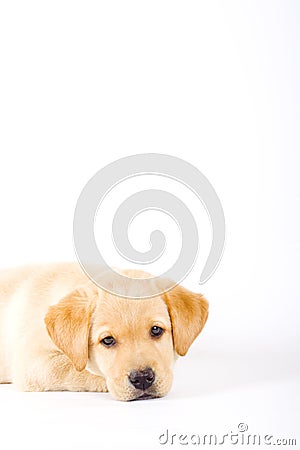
[44,272,208,401]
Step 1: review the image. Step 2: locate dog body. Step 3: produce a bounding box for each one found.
[0,263,208,400]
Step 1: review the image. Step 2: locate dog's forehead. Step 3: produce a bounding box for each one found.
[93,292,170,327]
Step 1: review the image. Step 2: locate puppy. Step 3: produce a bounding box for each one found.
[0,263,208,401]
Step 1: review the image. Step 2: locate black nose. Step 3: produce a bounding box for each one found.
[129,368,155,390]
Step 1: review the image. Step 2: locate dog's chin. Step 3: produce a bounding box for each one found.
[110,388,162,401]
[130,392,159,401]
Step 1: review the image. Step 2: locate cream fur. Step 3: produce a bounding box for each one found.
[0,262,208,401]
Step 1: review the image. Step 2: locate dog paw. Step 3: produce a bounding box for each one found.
[91,377,108,392]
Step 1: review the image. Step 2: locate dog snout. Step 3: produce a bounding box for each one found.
[129,368,155,390]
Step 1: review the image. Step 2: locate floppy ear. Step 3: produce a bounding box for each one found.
[44,287,95,371]
[163,285,209,356]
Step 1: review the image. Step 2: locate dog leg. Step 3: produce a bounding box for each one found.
[13,351,108,393]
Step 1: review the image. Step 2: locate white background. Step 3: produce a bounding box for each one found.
[0,1,299,449]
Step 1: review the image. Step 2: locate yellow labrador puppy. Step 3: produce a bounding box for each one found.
[0,263,208,401]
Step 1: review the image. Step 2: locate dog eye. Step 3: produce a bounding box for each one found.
[150,326,164,338]
[101,336,116,347]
